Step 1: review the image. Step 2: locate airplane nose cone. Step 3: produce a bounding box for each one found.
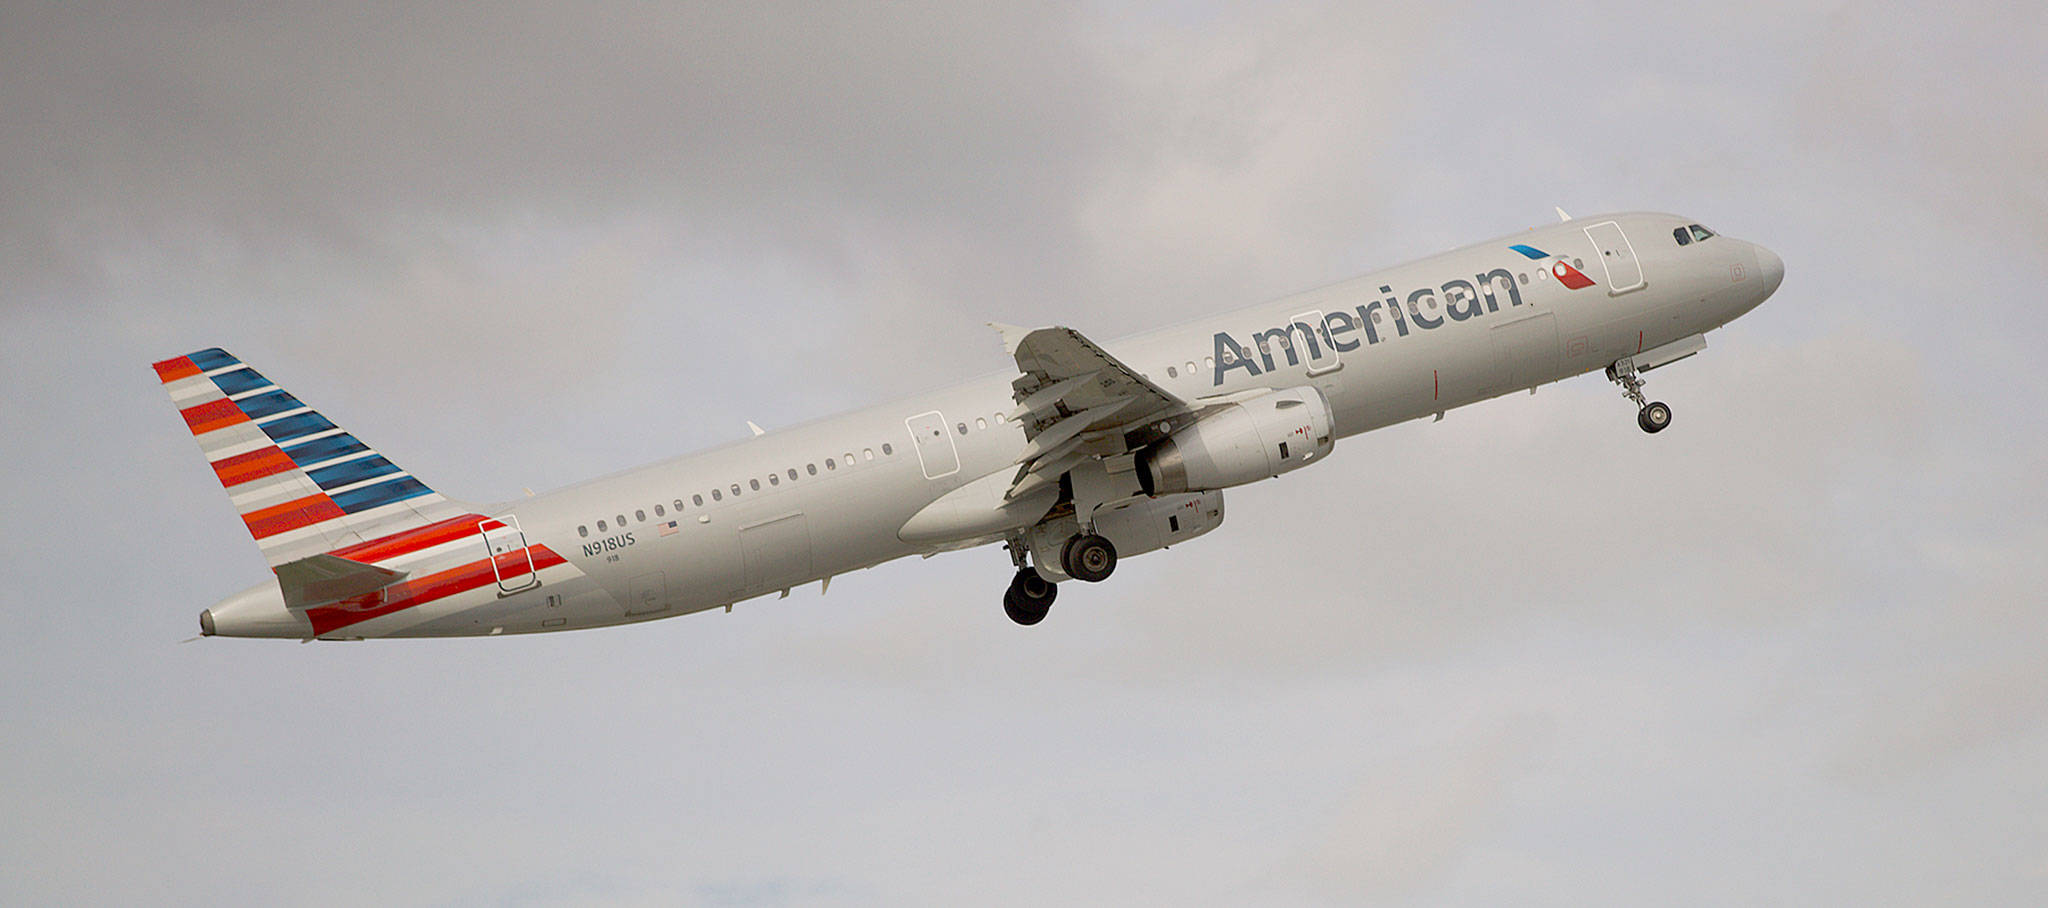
[1754,244,1785,297]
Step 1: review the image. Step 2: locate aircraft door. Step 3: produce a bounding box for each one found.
[905,410,960,479]
[1491,311,1561,391]
[479,515,539,593]
[626,571,667,615]
[1584,221,1645,294]
[740,512,813,594]
[1287,309,1342,376]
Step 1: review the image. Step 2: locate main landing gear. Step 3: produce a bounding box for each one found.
[1000,533,1119,625]
[1061,534,1118,583]
[1607,357,1672,434]
[1004,568,1056,626]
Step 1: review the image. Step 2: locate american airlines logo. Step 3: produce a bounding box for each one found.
[1211,247,1587,386]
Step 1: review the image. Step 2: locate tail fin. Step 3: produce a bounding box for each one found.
[152,347,468,568]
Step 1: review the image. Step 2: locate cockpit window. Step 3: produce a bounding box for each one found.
[1673,227,1692,246]
[1689,224,1714,242]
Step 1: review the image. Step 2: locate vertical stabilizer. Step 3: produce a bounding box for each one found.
[152,348,468,568]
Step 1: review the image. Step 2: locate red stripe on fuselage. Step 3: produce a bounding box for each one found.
[211,446,298,487]
[305,545,568,636]
[243,494,346,539]
[153,357,202,383]
[181,398,248,435]
[330,513,488,564]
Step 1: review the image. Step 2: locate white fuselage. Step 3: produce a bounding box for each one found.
[203,212,1782,638]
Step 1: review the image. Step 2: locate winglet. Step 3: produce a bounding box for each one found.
[989,322,1034,356]
[1555,206,1572,223]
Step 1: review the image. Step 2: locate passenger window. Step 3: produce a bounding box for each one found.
[807,463,818,475]
[975,417,987,430]
[1518,273,1528,284]
[864,448,874,461]
[881,443,893,455]
[617,514,627,526]
[578,525,589,538]
[711,489,722,501]
[1205,356,1215,370]
[1167,366,1178,378]
[693,494,704,506]
[769,473,779,486]
[654,504,665,517]
[673,499,685,512]
[788,468,798,480]
[598,519,608,532]
[1573,258,1584,269]
[844,452,854,464]
[635,509,645,522]
[751,478,760,490]
[1186,361,1196,374]
[957,422,967,435]
[826,458,836,470]
[731,484,742,496]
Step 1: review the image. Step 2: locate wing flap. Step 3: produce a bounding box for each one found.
[996,325,1198,501]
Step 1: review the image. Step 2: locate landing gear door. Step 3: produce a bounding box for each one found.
[1584,221,1646,295]
[479,515,539,594]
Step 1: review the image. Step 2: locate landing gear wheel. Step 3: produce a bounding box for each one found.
[1061,534,1118,583]
[1003,568,1057,625]
[1638,401,1672,434]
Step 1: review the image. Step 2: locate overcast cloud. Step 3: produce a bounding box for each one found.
[3,2,2045,905]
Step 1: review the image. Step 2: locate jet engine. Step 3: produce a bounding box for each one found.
[1137,386,1335,495]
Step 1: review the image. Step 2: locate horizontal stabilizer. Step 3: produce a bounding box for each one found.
[274,553,408,609]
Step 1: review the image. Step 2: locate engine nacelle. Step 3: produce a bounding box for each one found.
[1137,386,1335,495]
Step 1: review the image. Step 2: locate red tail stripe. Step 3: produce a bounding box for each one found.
[306,546,568,635]
[243,494,347,540]
[153,357,202,383]
[211,446,298,487]
[181,398,248,435]
[330,513,489,563]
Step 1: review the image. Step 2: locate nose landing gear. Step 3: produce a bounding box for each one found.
[1608,357,1672,434]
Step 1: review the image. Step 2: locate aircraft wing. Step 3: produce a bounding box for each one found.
[995,324,1197,500]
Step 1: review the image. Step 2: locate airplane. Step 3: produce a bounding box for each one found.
[162,211,1783,639]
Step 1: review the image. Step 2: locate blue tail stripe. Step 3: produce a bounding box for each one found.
[309,456,400,491]
[332,476,433,513]
[1509,244,1548,260]
[188,348,240,371]
[259,411,339,443]
[210,367,272,397]
[282,434,369,467]
[235,390,304,420]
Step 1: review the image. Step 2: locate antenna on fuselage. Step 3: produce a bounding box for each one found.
[1555,206,1572,223]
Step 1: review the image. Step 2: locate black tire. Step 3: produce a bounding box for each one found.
[1639,401,1672,434]
[1061,534,1118,583]
[1004,568,1055,625]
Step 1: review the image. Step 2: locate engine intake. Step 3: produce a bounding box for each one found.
[1138,386,1335,495]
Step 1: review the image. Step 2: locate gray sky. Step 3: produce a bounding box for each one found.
[4,2,2045,905]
